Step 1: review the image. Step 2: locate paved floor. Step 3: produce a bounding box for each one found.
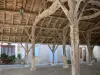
[0,63,100,75]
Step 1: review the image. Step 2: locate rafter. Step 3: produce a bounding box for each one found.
[30,0,35,12]
[23,0,27,8]
[36,18,46,39]
[14,0,17,10]
[14,36,16,42]
[4,0,6,8]
[46,17,52,27]
[58,19,65,28]
[11,14,14,25]
[88,0,100,7]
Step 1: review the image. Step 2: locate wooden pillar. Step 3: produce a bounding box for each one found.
[31,26,36,70]
[48,44,59,65]
[63,30,68,66]
[88,45,94,62]
[52,44,55,64]
[91,46,94,60]
[25,43,29,65]
[70,25,80,75]
[52,52,55,64]
[87,32,92,63]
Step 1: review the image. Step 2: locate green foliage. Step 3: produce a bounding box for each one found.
[8,55,16,63]
[0,53,16,64]
[17,53,21,59]
[67,60,71,64]
[0,53,8,59]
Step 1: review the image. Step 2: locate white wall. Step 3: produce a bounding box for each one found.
[0,43,25,59]
[1,42,100,64]
[79,45,89,63]
[93,46,100,61]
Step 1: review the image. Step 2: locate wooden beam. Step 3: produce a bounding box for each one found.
[88,0,100,7]
[0,23,63,31]
[14,36,16,42]
[0,9,38,15]
[82,32,87,44]
[48,0,67,2]
[81,11,100,20]
[20,43,26,50]
[24,28,32,41]
[36,18,46,39]
[58,0,73,24]
[58,19,65,28]
[89,26,100,31]
[33,1,60,26]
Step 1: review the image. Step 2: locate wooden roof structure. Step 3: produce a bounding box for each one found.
[0,0,100,45]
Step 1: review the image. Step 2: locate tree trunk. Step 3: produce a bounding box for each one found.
[70,25,80,75]
[63,35,68,65]
[52,52,55,64]
[31,26,36,70]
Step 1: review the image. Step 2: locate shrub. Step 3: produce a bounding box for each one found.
[67,60,71,64]
[8,55,16,63]
[17,53,21,59]
[0,53,16,64]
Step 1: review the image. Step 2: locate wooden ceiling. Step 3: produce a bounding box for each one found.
[0,0,100,45]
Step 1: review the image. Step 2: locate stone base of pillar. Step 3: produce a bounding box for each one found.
[30,67,36,71]
[51,63,55,66]
[25,65,29,67]
[63,64,68,68]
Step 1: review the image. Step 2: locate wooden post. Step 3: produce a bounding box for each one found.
[87,32,92,63]
[91,46,94,60]
[25,43,29,66]
[70,25,80,75]
[31,26,36,70]
[48,44,59,65]
[63,30,68,68]
[52,44,55,64]
[52,52,55,64]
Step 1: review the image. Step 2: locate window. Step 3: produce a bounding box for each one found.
[1,45,15,56]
